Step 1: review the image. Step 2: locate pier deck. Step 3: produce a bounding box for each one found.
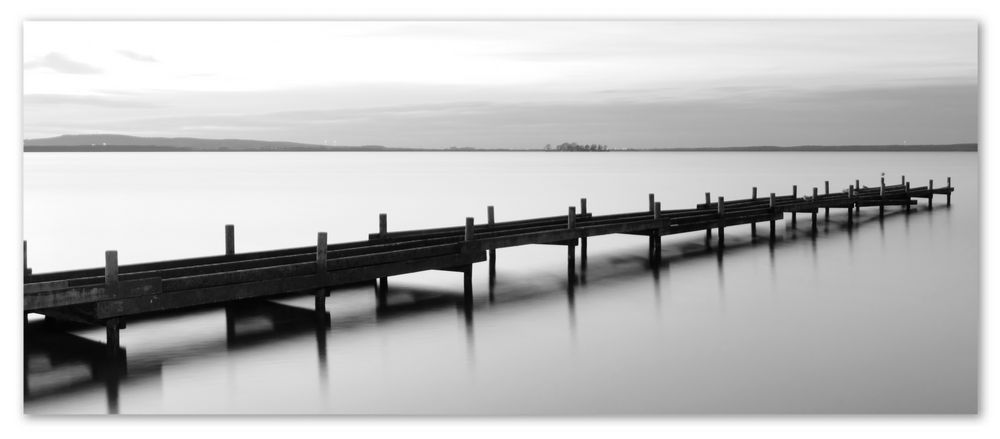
[23,176,956,349]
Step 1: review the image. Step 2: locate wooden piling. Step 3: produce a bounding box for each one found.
[769,193,776,243]
[929,179,934,209]
[879,181,885,219]
[653,201,662,262]
[377,213,388,308]
[705,192,712,240]
[847,185,855,227]
[855,179,861,216]
[567,206,577,285]
[811,187,818,234]
[487,205,497,284]
[947,177,952,206]
[105,251,121,348]
[824,181,830,221]
[225,224,235,256]
[463,265,473,306]
[315,232,328,312]
[791,185,798,228]
[23,240,28,282]
[717,196,725,248]
[580,198,588,273]
[751,187,758,238]
[905,182,911,213]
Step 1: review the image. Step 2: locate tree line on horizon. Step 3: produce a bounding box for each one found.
[545,142,609,151]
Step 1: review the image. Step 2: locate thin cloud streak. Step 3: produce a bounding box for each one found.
[117,50,157,62]
[24,52,101,74]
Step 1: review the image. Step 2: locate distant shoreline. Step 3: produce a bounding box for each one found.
[23,144,978,152]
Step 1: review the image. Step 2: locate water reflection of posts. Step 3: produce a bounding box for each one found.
[104,344,125,414]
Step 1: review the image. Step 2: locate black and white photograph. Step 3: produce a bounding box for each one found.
[17,16,982,419]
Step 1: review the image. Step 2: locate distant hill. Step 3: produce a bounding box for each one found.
[646,143,978,152]
[23,134,395,152]
[23,134,977,152]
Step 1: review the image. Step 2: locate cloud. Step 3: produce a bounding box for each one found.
[24,52,101,74]
[117,50,157,62]
[23,93,159,108]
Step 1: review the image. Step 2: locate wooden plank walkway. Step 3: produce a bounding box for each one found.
[23,176,955,350]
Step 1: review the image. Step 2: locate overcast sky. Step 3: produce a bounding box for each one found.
[23,21,978,148]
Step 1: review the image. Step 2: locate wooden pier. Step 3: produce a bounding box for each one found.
[23,176,956,351]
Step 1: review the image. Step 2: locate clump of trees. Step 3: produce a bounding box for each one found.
[545,142,609,151]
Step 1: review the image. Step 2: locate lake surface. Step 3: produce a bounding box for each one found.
[22,151,980,414]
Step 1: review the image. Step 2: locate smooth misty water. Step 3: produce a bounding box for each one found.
[23,152,979,414]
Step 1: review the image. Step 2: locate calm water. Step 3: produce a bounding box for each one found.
[23,151,979,414]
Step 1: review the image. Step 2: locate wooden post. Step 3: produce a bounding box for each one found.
[751,187,758,238]
[824,181,830,221]
[567,206,577,285]
[653,201,662,263]
[811,187,818,234]
[855,179,861,216]
[769,193,776,243]
[704,192,712,240]
[947,177,952,206]
[717,196,725,248]
[879,181,885,219]
[22,240,28,283]
[847,185,855,227]
[377,213,388,308]
[487,205,496,285]
[580,198,588,273]
[315,232,328,312]
[105,250,121,349]
[902,175,906,186]
[905,182,911,213]
[649,193,655,213]
[929,179,934,209]
[225,224,235,256]
[791,185,798,228]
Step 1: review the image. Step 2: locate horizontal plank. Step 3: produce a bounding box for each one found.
[25,278,161,311]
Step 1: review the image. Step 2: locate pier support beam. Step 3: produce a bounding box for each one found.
[315,232,328,314]
[580,198,588,274]
[879,179,886,219]
[811,187,818,234]
[23,240,29,283]
[704,192,712,242]
[751,187,758,238]
[717,196,725,249]
[567,207,577,284]
[791,185,798,228]
[848,185,855,228]
[376,213,388,309]
[905,182,911,213]
[487,205,496,288]
[929,179,934,210]
[855,179,861,216]
[464,217,475,306]
[104,250,122,348]
[769,193,777,243]
[824,181,830,222]
[652,201,662,264]
[225,224,235,256]
[947,177,952,206]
